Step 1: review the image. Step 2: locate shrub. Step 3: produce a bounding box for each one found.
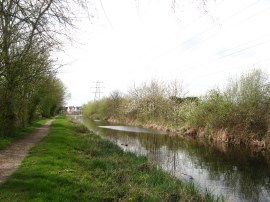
[83,70,270,138]
[189,69,270,136]
[82,98,110,120]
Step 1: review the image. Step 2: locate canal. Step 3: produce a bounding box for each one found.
[74,115,270,202]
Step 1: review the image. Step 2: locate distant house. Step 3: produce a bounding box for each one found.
[63,106,82,114]
[68,106,75,113]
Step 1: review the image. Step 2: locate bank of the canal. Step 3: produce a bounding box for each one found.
[0,115,221,202]
[78,116,270,202]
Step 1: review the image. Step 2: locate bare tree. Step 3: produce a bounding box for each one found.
[167,79,188,99]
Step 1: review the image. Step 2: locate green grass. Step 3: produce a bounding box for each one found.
[0,118,49,150]
[0,115,223,202]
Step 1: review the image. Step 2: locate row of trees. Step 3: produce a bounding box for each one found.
[83,69,270,146]
[0,0,87,136]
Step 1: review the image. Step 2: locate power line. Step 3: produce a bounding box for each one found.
[145,1,270,75]
[180,32,270,70]
[138,14,204,59]
[155,0,265,58]
[152,32,270,77]
[99,0,113,27]
[215,33,270,55]
[216,0,262,22]
[183,4,270,52]
[197,57,270,79]
[181,38,270,73]
[141,0,259,59]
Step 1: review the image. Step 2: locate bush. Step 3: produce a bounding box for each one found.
[82,98,110,120]
[189,69,270,136]
[83,70,270,138]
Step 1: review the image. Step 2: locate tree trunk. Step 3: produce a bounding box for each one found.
[2,83,16,136]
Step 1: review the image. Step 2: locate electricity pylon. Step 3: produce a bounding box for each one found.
[92,81,103,101]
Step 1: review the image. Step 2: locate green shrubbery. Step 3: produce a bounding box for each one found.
[83,69,270,142]
[190,69,270,136]
[83,79,196,128]
[83,98,110,120]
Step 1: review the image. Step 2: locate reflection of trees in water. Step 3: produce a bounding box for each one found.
[83,118,270,201]
[167,140,270,201]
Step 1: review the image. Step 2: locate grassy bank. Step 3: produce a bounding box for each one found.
[0,115,222,201]
[0,118,48,150]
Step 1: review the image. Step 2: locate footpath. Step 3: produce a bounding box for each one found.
[0,120,53,184]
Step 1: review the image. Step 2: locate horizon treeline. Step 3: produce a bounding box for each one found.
[83,69,270,147]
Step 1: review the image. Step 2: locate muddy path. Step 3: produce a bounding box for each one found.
[0,120,53,184]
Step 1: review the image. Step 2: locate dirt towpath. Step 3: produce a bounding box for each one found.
[0,120,53,184]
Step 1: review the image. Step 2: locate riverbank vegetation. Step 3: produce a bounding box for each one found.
[0,116,222,201]
[83,69,270,150]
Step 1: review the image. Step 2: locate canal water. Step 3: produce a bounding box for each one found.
[74,115,270,202]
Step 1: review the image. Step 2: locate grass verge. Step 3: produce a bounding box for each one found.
[0,115,223,201]
[0,118,49,150]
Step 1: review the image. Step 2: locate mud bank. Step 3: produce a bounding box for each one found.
[107,117,270,153]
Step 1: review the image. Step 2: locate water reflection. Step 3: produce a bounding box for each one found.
[73,116,270,202]
[99,126,166,134]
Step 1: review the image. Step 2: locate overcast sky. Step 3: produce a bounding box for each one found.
[57,0,270,106]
